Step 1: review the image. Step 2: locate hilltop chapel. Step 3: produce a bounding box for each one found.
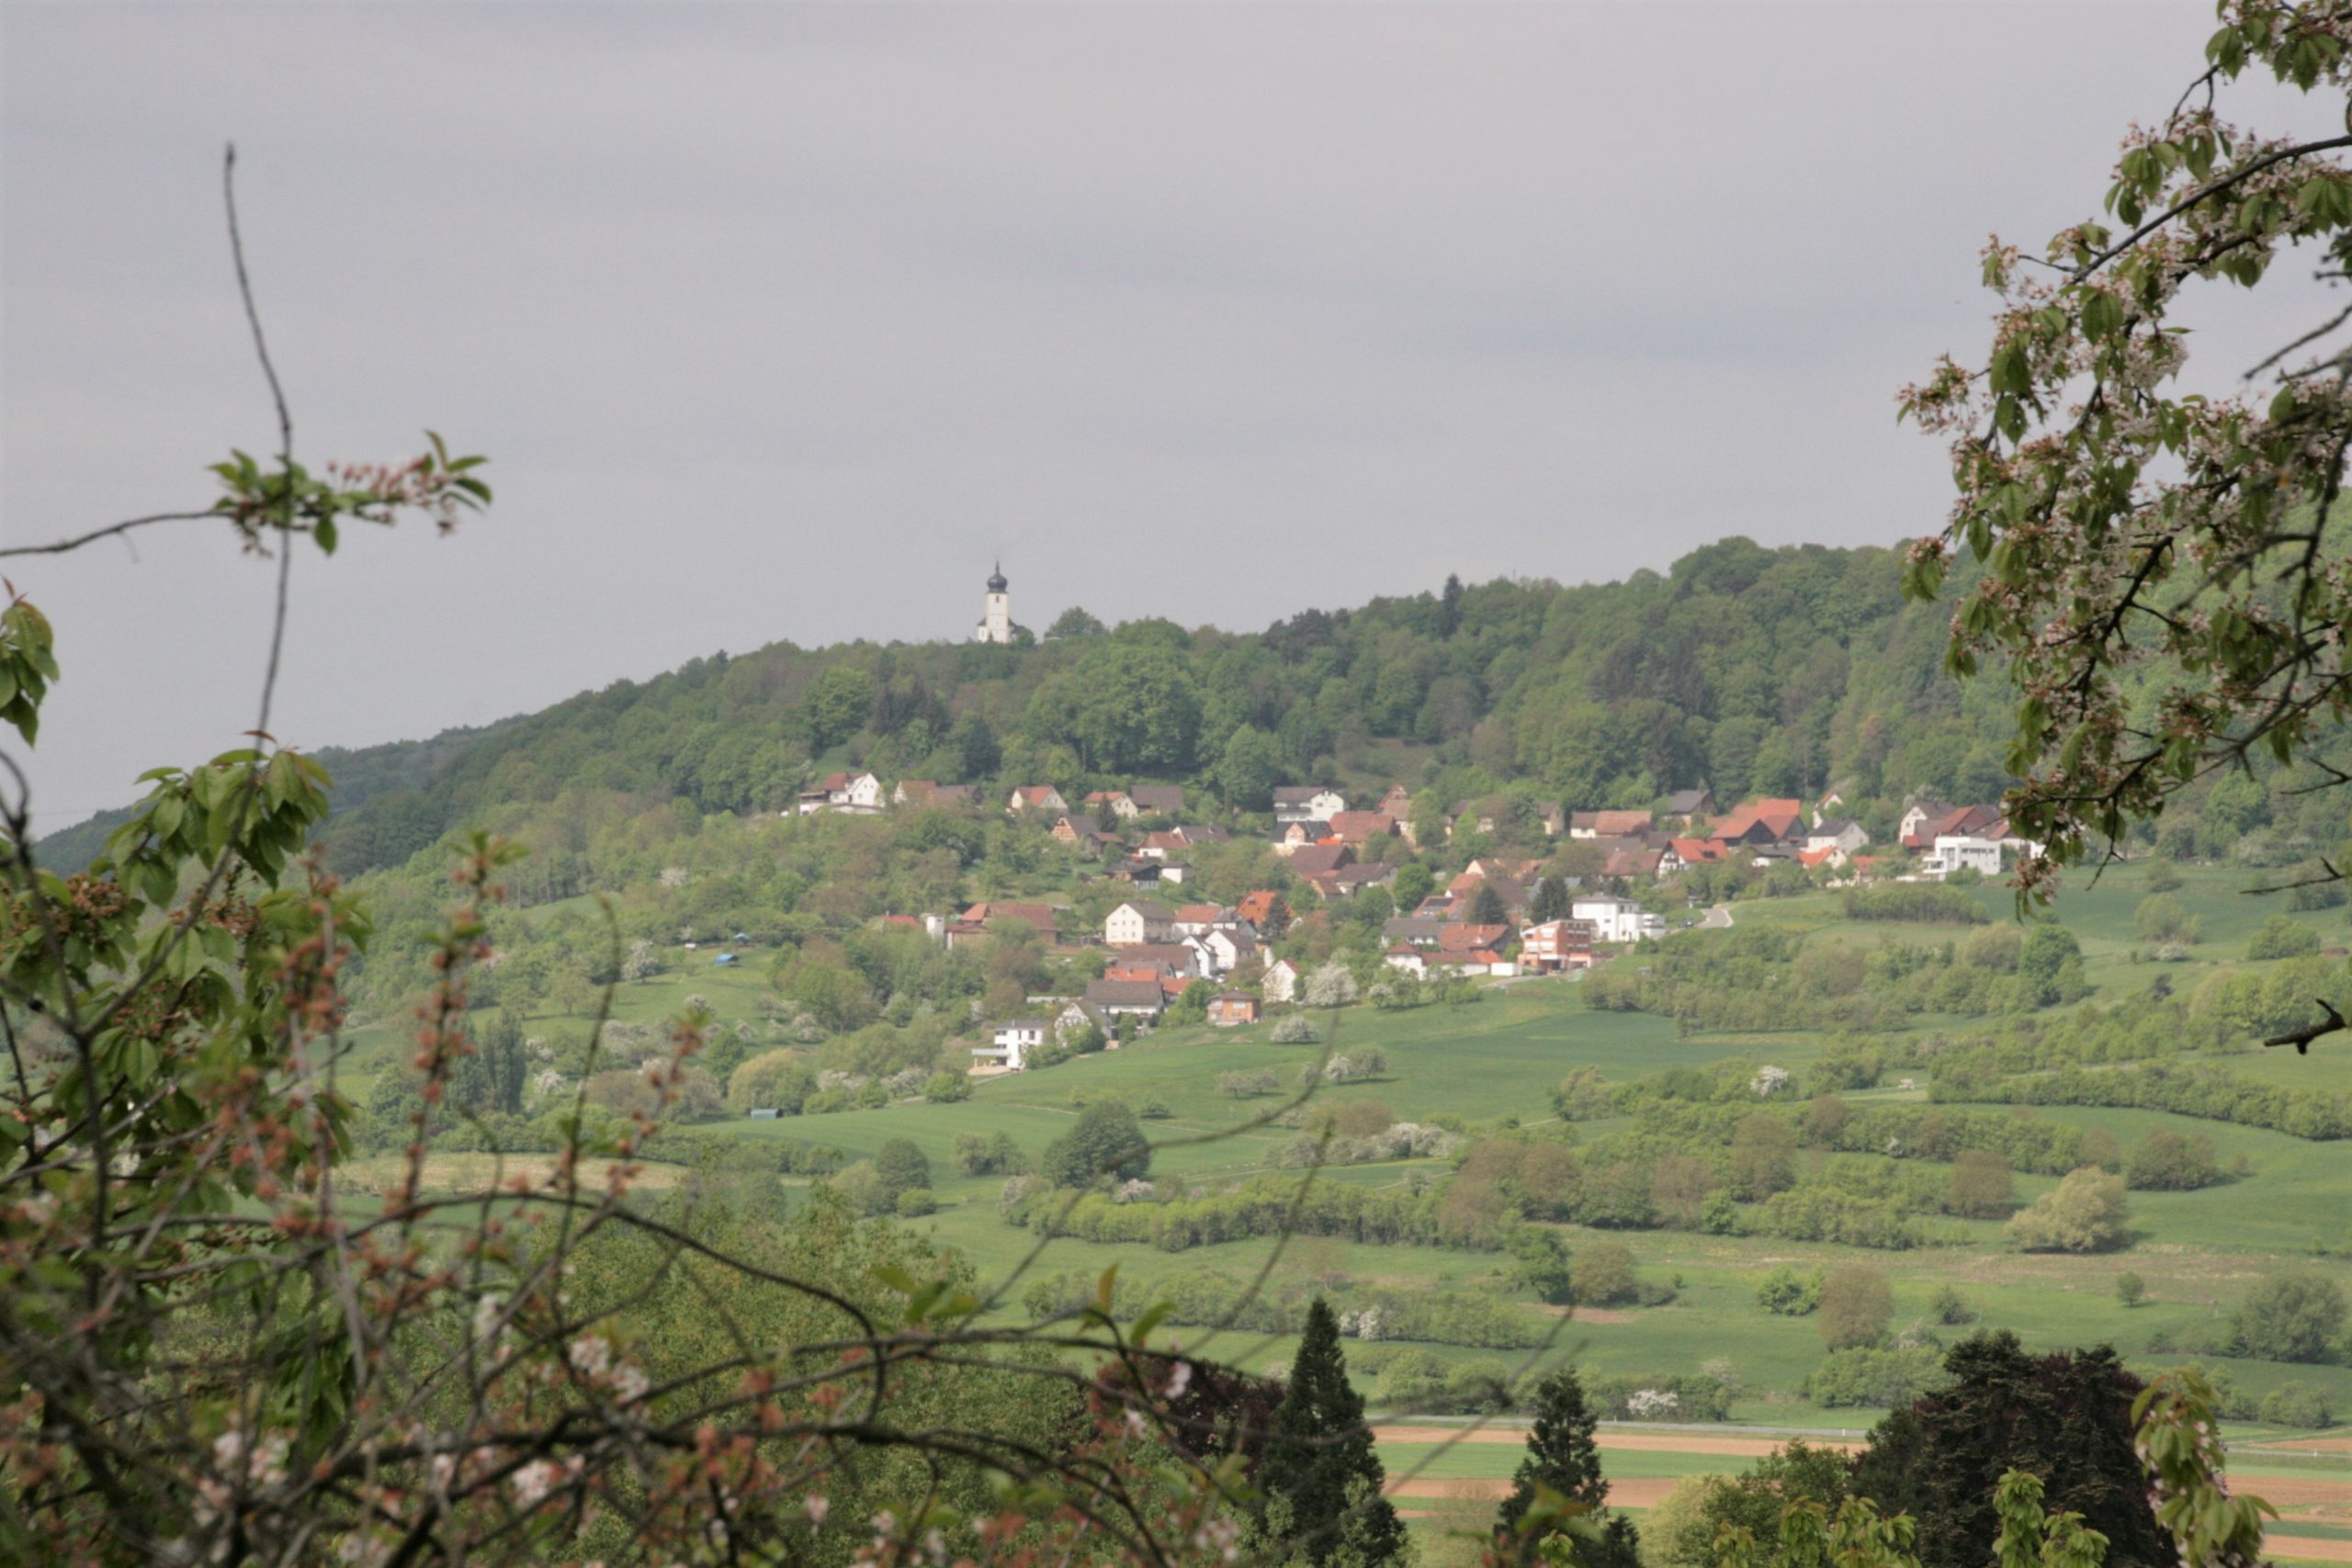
[974,562,1012,644]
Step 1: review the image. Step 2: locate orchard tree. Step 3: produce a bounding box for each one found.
[2233,1267,2347,1361]
[1903,3,2352,901]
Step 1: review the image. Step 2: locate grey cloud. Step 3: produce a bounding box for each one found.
[3,2,2336,826]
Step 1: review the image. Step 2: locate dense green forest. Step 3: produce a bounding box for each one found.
[44,536,2015,877]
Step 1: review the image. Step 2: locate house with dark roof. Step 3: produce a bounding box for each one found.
[1272,785,1348,824]
[1288,843,1355,879]
[1083,978,1168,1020]
[1662,788,1717,820]
[1051,815,1118,851]
[1383,916,1450,948]
[1105,900,1178,946]
[1129,784,1186,817]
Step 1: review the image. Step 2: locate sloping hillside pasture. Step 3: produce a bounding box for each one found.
[356,869,2352,1449]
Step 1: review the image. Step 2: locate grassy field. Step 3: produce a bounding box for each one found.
[356,864,2352,1459]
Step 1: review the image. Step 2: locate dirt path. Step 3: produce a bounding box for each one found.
[2257,1536,2352,1563]
[1374,1427,1862,1457]
[1387,1477,1683,1506]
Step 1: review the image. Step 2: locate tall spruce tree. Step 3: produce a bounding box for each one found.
[1530,875,1572,924]
[1497,1369,1642,1568]
[1259,1299,1405,1566]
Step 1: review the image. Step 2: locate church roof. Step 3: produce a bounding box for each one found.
[987,560,1008,592]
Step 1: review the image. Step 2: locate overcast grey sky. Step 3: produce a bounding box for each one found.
[2,3,2329,825]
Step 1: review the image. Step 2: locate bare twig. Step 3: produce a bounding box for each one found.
[2264,998,2346,1055]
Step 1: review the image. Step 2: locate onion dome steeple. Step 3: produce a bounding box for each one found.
[987,560,1008,592]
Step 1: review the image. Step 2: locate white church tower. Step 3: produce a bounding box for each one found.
[974,561,1012,644]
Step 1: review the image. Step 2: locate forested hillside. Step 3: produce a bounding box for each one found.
[43,536,2018,877]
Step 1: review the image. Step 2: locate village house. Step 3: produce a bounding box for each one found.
[1271,819,1326,855]
[1262,956,1301,1004]
[893,780,979,809]
[1661,788,1718,823]
[1112,940,1211,979]
[797,771,885,816]
[1129,784,1186,818]
[1106,857,1164,889]
[1383,916,1450,948]
[1903,803,2001,852]
[1437,921,1514,959]
[1272,785,1348,825]
[1444,803,1498,839]
[1661,837,1732,874]
[1083,977,1167,1022]
[1206,992,1261,1028]
[1200,925,1256,976]
[972,1019,1046,1073]
[1602,843,1666,880]
[1520,919,1597,973]
[1569,809,1654,840]
[1136,830,1187,861]
[1289,843,1355,880]
[1052,998,1110,1044]
[1383,942,1429,978]
[1171,903,1225,937]
[1922,836,2003,880]
[1326,810,1396,846]
[946,901,1058,949]
[1170,823,1229,847]
[1082,789,1139,819]
[1570,894,1667,944]
[1235,890,1291,934]
[1104,899,1178,946]
[1051,815,1119,852]
[1329,863,1396,897]
[1805,818,1871,857]
[1006,784,1069,816]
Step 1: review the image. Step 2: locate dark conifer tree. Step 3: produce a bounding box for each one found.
[1530,875,1572,924]
[1259,1299,1405,1566]
[1852,1331,2165,1568]
[1437,573,1464,638]
[1497,1368,1642,1567]
[1467,881,1510,927]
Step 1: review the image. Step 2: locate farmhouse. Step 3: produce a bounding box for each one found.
[1262,956,1301,1004]
[1006,785,1069,815]
[1082,789,1138,819]
[797,771,884,816]
[1104,899,1178,946]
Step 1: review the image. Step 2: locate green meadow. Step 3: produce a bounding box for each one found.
[365,863,2352,1445]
